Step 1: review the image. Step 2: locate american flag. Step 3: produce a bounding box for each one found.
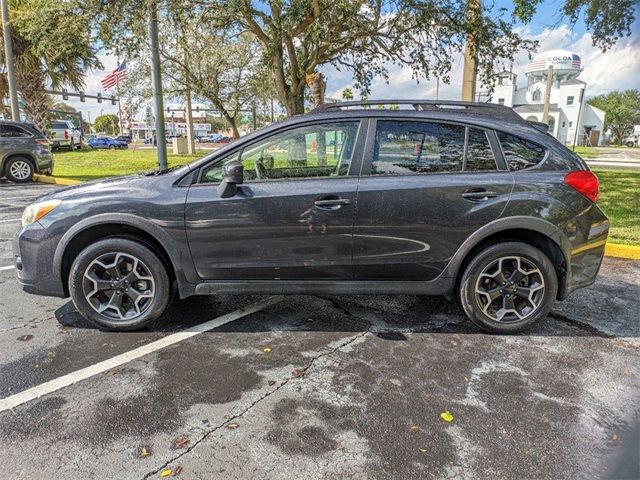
[101,62,127,90]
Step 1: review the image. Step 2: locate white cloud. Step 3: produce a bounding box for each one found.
[322,25,640,101]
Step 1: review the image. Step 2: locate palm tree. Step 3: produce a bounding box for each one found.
[0,0,101,131]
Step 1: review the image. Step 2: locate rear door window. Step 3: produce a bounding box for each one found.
[498,132,546,170]
[0,124,32,138]
[371,121,498,174]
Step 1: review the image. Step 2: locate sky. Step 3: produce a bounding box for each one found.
[66,1,640,122]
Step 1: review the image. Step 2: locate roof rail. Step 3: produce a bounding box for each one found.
[310,99,522,119]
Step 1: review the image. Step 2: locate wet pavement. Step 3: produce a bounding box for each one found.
[0,181,639,479]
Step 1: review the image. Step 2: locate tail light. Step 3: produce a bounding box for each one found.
[564,171,599,203]
[36,138,50,146]
[64,130,69,140]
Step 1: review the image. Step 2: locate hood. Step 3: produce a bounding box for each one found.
[36,165,189,202]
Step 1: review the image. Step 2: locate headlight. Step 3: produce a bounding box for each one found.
[22,199,62,227]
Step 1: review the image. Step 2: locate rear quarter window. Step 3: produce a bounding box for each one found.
[498,132,546,171]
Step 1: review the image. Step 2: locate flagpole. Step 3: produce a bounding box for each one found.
[116,60,123,136]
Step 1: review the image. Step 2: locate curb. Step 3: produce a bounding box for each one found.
[33,174,82,186]
[605,243,640,260]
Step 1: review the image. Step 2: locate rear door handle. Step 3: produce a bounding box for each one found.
[461,189,498,200]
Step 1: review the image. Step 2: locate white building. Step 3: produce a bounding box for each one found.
[491,49,606,146]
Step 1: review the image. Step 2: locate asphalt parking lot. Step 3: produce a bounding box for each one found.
[1,180,639,479]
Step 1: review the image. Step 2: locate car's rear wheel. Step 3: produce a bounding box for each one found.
[459,242,557,334]
[69,238,171,331]
[5,157,34,183]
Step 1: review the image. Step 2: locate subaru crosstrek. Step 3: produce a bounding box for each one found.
[14,100,609,333]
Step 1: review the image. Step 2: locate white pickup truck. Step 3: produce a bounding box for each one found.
[49,120,82,150]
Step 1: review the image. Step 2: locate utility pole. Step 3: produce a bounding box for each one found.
[1,0,20,121]
[461,0,480,102]
[148,0,167,170]
[184,90,195,154]
[541,65,554,125]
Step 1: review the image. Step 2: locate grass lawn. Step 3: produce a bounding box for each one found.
[50,149,639,246]
[52,148,208,181]
[593,169,640,246]
[572,146,599,158]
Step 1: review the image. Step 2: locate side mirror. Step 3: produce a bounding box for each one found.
[217,161,244,198]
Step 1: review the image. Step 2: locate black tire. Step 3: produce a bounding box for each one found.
[627,141,634,148]
[459,242,558,334]
[109,144,116,149]
[69,238,171,331]
[4,156,34,183]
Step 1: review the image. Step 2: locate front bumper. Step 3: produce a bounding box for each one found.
[13,223,67,298]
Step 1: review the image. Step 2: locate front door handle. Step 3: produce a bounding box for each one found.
[314,198,351,209]
[461,189,498,201]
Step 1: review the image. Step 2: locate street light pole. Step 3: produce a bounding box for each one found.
[1,0,20,121]
[148,0,167,170]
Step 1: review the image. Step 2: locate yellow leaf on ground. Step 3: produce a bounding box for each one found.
[227,422,239,429]
[419,448,428,453]
[440,411,454,422]
[160,469,172,477]
[140,447,151,457]
[263,347,272,353]
[409,424,419,431]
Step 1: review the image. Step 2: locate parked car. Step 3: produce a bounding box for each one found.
[87,136,128,149]
[49,120,82,150]
[14,99,608,333]
[215,136,233,144]
[623,135,637,147]
[115,135,133,144]
[198,134,223,143]
[0,120,53,183]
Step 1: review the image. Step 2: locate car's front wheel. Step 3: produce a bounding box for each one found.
[5,157,34,183]
[69,238,171,331]
[459,242,557,334]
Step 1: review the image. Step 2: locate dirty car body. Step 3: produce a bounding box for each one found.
[14,100,609,333]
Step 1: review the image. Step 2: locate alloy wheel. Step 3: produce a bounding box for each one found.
[9,160,32,180]
[82,252,156,321]
[474,256,545,322]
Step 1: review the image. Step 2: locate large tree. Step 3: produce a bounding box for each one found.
[588,90,640,144]
[93,114,120,135]
[0,0,101,131]
[192,0,636,115]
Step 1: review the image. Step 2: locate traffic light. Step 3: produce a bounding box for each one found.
[79,91,85,102]
[97,93,103,103]
[62,89,68,100]
[111,96,116,105]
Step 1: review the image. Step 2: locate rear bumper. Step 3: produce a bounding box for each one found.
[13,223,67,298]
[35,151,54,173]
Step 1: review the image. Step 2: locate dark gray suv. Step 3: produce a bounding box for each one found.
[1,120,54,182]
[14,100,608,333]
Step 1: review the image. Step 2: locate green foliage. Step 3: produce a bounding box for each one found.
[93,114,120,135]
[0,0,101,130]
[588,90,640,144]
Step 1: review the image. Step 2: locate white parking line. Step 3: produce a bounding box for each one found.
[0,218,21,224]
[0,265,14,272]
[0,296,282,413]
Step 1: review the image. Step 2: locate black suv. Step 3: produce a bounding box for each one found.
[14,100,608,333]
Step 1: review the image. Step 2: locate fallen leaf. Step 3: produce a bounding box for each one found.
[611,433,619,441]
[263,346,272,353]
[160,469,172,477]
[450,340,459,346]
[34,364,39,369]
[268,380,276,386]
[174,436,190,448]
[223,415,230,419]
[409,425,419,431]
[440,411,454,422]
[464,376,469,382]
[174,466,183,475]
[140,447,151,457]
[419,448,428,453]
[110,370,118,376]
[18,335,33,342]
[292,368,306,378]
[623,368,633,376]
[227,422,239,429]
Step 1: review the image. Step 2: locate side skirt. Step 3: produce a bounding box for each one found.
[193,278,454,297]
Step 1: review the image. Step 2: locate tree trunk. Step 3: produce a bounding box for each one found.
[18,67,50,133]
[307,73,327,165]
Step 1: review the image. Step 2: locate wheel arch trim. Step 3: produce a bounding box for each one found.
[52,213,194,296]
